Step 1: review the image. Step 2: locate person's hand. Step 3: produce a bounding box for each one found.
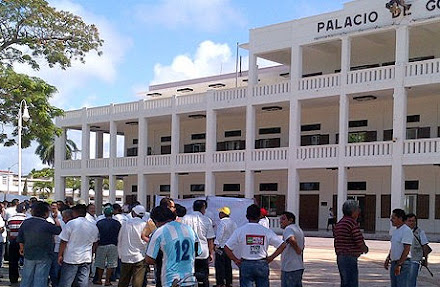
[394,264,401,276]
[58,255,63,266]
[421,258,428,267]
[208,253,214,263]
[233,258,242,267]
[384,257,390,270]
[266,255,275,264]
[19,248,24,256]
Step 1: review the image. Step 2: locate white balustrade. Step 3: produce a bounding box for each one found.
[145,155,171,167]
[62,110,82,120]
[297,145,338,160]
[406,58,440,77]
[404,138,440,155]
[113,102,139,114]
[176,93,206,106]
[347,66,395,85]
[61,160,81,169]
[86,158,109,169]
[299,73,340,91]
[144,98,173,110]
[113,157,138,168]
[87,106,110,118]
[213,87,247,102]
[253,81,290,97]
[213,151,245,163]
[345,142,393,157]
[176,153,205,165]
[251,148,288,161]
[269,216,281,229]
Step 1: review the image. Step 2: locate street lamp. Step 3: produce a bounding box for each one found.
[18,99,30,196]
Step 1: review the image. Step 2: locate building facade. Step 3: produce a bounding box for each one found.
[54,0,440,235]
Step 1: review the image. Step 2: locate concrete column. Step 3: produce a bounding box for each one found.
[80,175,89,204]
[245,105,255,153]
[109,175,117,203]
[337,94,349,220]
[245,170,255,199]
[248,53,259,86]
[341,36,351,77]
[290,45,302,90]
[205,171,216,196]
[287,97,301,215]
[137,173,147,207]
[170,172,179,199]
[337,167,348,221]
[138,117,148,161]
[95,131,104,159]
[81,123,90,162]
[54,128,66,200]
[110,121,117,159]
[95,177,103,214]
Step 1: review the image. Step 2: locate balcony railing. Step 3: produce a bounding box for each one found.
[145,155,171,167]
[61,160,81,169]
[114,102,139,114]
[86,158,109,169]
[87,106,110,118]
[144,98,173,110]
[253,81,290,97]
[251,148,288,162]
[347,66,395,85]
[213,150,245,163]
[297,145,338,160]
[176,93,206,106]
[176,153,205,165]
[113,157,137,168]
[299,73,340,91]
[406,58,440,77]
[346,142,393,157]
[404,138,440,155]
[213,87,246,103]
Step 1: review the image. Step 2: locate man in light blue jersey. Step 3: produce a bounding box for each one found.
[146,206,200,287]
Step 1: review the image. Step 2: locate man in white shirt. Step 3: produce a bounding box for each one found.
[279,211,305,287]
[4,199,19,221]
[58,204,99,287]
[225,204,287,287]
[384,208,413,287]
[85,203,97,223]
[117,205,148,287]
[258,208,270,229]
[181,199,215,287]
[214,206,237,287]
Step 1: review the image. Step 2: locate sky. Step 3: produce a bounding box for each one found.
[0,0,349,175]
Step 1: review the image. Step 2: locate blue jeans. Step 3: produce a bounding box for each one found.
[337,255,359,287]
[49,252,61,287]
[20,257,52,287]
[408,261,420,287]
[390,260,411,287]
[281,269,304,287]
[59,262,91,287]
[239,260,269,287]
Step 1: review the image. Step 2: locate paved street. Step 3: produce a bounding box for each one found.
[0,237,438,286]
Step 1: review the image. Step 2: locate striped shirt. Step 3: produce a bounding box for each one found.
[333,216,365,257]
[147,221,200,287]
[6,213,27,240]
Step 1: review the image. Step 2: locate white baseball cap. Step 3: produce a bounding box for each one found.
[132,205,146,216]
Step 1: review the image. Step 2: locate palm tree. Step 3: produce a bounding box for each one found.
[35,137,79,167]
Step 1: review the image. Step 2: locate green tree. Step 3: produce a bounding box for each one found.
[30,168,54,199]
[35,137,79,166]
[0,0,103,148]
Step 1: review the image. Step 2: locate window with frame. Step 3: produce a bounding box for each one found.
[2,176,6,185]
[223,184,240,192]
[259,127,281,135]
[300,182,320,191]
[301,124,321,132]
[406,127,430,139]
[260,195,278,216]
[225,130,242,137]
[190,184,205,192]
[347,182,367,190]
[259,183,278,191]
[160,185,170,192]
[348,131,377,143]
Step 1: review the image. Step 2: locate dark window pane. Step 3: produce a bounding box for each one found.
[407,115,420,123]
[223,184,240,192]
[381,195,391,218]
[383,129,393,141]
[301,124,321,132]
[259,183,278,191]
[132,185,138,193]
[259,127,281,135]
[191,133,206,140]
[405,180,419,190]
[300,182,320,191]
[349,120,368,128]
[161,136,171,142]
[161,145,171,155]
[436,195,440,219]
[160,185,170,192]
[417,195,429,219]
[225,130,242,137]
[347,182,367,190]
[190,184,205,192]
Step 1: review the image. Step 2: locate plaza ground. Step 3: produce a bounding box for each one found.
[0,237,438,286]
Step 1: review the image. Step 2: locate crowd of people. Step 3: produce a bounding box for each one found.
[0,196,433,287]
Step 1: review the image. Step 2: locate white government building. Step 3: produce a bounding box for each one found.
[54,0,440,235]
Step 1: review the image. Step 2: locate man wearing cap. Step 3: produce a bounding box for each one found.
[258,208,270,229]
[94,206,121,285]
[117,205,148,287]
[215,206,237,287]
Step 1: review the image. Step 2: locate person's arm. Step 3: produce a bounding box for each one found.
[145,255,156,265]
[394,244,410,275]
[19,243,24,256]
[267,241,288,263]
[384,252,391,270]
[208,238,214,262]
[286,235,302,255]
[224,246,241,267]
[58,240,67,265]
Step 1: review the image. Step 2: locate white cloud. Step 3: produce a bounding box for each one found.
[134,0,246,32]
